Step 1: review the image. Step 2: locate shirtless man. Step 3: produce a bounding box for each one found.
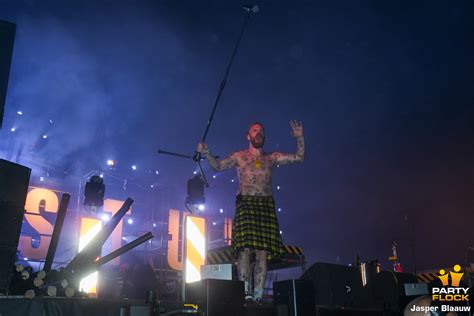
[197,120,305,301]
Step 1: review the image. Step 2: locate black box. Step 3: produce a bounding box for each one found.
[0,159,31,293]
[185,279,244,316]
[274,279,315,316]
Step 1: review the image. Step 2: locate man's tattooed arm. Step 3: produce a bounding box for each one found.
[271,136,305,165]
[272,120,305,165]
[206,151,238,171]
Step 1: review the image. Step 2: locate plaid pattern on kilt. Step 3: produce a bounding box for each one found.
[232,195,283,259]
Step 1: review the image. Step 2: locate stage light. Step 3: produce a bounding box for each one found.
[231,179,235,183]
[153,223,157,228]
[198,204,205,211]
[127,218,133,224]
[101,213,110,222]
[193,171,197,175]
[122,237,127,241]
[17,111,22,115]
[186,175,205,206]
[84,175,105,212]
[131,165,137,170]
[278,208,282,212]
[106,159,116,167]
[10,127,15,132]
[155,170,159,175]
[40,177,44,182]
[24,257,28,260]
[280,230,283,234]
[276,185,280,190]
[79,218,102,295]
[42,134,48,139]
[99,173,104,178]
[213,175,216,179]
[219,208,224,214]
[150,184,154,188]
[212,222,216,226]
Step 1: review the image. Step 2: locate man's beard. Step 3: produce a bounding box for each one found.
[250,134,265,149]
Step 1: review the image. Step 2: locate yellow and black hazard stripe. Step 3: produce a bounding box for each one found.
[207,247,234,264]
[283,245,303,255]
[206,245,304,264]
[417,272,439,283]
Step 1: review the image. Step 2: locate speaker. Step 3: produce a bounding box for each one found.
[0,159,31,293]
[300,262,375,310]
[373,271,419,313]
[185,279,244,316]
[0,20,16,128]
[274,279,315,316]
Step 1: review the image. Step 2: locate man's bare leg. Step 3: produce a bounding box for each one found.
[238,248,252,298]
[253,250,267,301]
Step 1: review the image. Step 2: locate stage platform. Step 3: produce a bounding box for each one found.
[0,296,151,316]
[0,296,281,316]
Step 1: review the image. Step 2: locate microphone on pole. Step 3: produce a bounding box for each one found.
[243,5,260,14]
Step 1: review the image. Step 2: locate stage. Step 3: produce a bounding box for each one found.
[1,2,474,315]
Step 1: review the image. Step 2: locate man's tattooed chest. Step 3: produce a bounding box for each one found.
[236,151,274,195]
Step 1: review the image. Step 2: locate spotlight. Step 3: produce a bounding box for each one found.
[198,204,205,211]
[155,170,159,175]
[99,173,104,178]
[42,134,48,139]
[152,223,157,228]
[24,257,28,261]
[101,213,110,222]
[185,175,205,206]
[131,165,137,170]
[107,159,116,167]
[17,111,22,115]
[213,175,216,179]
[127,218,133,224]
[10,127,15,132]
[122,237,127,241]
[231,179,235,183]
[84,175,105,212]
[40,177,44,182]
[280,230,283,235]
[278,208,282,212]
[219,208,224,214]
[276,185,280,190]
[212,222,216,226]
[193,171,197,175]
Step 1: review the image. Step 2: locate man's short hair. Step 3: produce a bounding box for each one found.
[247,122,265,133]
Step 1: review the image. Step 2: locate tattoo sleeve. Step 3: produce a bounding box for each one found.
[206,152,237,171]
[272,136,305,165]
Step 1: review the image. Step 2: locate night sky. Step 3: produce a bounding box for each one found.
[1,0,473,274]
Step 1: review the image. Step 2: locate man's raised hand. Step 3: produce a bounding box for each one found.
[290,120,303,137]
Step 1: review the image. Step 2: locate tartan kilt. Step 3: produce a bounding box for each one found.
[232,195,283,260]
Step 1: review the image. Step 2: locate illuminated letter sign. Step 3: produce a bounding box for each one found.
[18,188,59,260]
[167,209,189,270]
